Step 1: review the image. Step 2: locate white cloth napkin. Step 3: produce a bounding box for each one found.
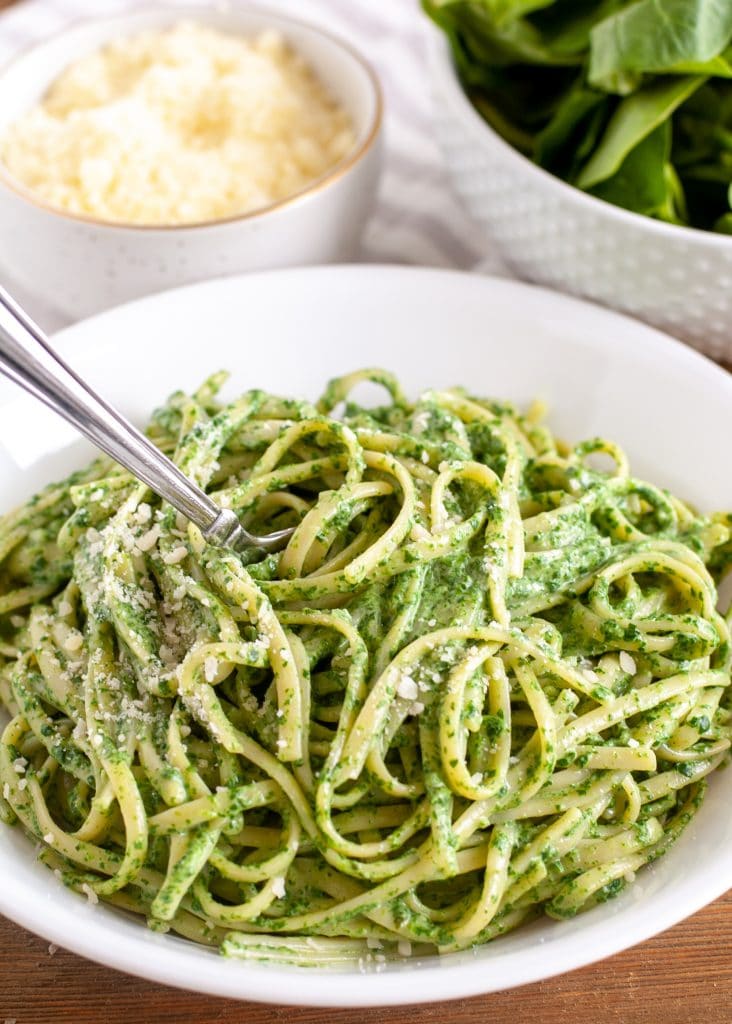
[0,0,507,331]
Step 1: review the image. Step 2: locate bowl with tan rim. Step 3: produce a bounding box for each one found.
[0,5,382,319]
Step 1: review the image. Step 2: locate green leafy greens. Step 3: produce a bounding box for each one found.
[425,0,732,231]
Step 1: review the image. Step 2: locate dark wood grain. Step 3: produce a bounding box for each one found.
[1,889,732,1024]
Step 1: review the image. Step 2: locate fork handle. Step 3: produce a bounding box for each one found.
[0,285,241,546]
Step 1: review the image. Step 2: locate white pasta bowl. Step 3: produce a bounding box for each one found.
[0,6,382,320]
[425,22,732,363]
[0,266,731,1006]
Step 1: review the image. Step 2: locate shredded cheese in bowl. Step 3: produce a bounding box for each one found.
[0,21,356,226]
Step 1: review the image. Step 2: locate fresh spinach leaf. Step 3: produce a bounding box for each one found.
[577,75,705,188]
[589,0,732,92]
[534,83,610,176]
[589,121,686,222]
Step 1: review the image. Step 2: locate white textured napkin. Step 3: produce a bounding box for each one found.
[0,0,507,330]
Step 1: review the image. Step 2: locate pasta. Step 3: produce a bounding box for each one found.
[0,368,730,967]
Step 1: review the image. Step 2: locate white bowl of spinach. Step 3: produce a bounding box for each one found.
[424,0,732,360]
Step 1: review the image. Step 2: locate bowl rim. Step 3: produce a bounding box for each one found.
[425,21,732,250]
[0,2,383,233]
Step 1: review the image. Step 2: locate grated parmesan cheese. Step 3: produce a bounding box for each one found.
[63,631,84,653]
[1,22,355,226]
[135,525,160,552]
[396,675,419,701]
[80,883,99,904]
[163,545,189,565]
[135,503,152,524]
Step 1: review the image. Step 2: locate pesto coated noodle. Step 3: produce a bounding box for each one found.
[1,369,730,966]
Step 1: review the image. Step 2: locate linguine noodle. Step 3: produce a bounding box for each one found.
[0,369,730,966]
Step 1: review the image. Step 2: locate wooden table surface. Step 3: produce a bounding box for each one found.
[0,0,731,1020]
[1,890,732,1024]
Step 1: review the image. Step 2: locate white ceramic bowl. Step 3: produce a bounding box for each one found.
[1,266,731,1006]
[0,6,382,320]
[425,24,732,363]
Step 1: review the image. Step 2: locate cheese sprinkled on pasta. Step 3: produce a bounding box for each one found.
[0,369,730,967]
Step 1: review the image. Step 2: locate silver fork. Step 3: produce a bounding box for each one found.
[0,286,294,554]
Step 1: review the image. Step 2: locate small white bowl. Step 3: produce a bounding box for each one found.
[426,24,732,363]
[0,6,382,320]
